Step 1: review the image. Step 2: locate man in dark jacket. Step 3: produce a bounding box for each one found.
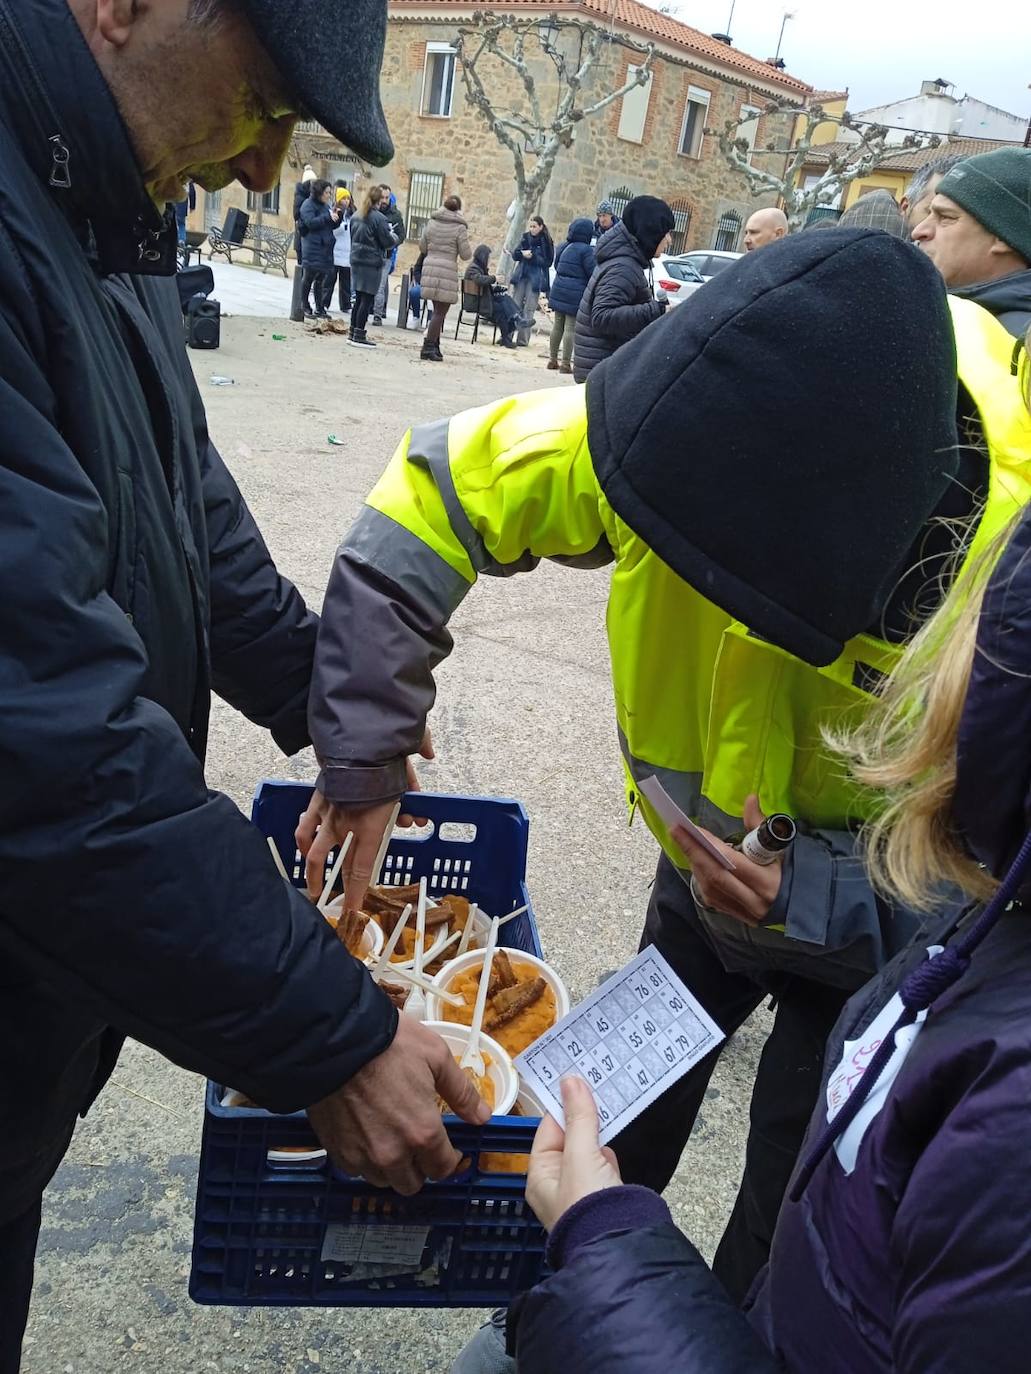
[372,184,406,324]
[0,1,486,1367]
[913,147,1031,337]
[292,163,316,311]
[593,199,621,241]
[574,195,674,382]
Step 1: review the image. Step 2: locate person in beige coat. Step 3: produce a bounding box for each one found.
[419,195,472,361]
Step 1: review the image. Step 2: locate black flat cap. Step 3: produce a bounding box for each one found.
[241,0,394,165]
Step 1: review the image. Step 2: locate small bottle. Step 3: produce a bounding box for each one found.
[737,814,796,866]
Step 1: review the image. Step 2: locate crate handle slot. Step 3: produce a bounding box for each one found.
[438,822,478,844]
[266,1147,327,1171]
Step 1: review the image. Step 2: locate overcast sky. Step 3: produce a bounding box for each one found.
[650,0,1031,119]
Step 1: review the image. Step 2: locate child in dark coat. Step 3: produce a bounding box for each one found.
[548,218,595,373]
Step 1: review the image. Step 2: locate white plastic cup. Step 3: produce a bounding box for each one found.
[424,1021,518,1116]
[515,1081,547,1118]
[426,947,570,1029]
[323,898,385,966]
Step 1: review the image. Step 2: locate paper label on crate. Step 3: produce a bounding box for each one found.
[320,1223,430,1270]
[515,948,724,1147]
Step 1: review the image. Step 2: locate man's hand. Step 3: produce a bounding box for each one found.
[672,794,784,927]
[296,730,434,909]
[527,1076,622,1231]
[308,1016,490,1195]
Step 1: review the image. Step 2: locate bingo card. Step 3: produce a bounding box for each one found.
[516,948,724,1145]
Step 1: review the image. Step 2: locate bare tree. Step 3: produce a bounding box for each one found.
[713,98,941,230]
[455,13,655,269]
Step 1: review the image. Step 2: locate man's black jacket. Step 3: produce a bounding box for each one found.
[0,0,395,1220]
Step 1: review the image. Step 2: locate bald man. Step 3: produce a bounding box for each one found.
[744,207,788,251]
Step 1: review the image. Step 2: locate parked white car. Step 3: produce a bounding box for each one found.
[675,249,743,281]
[650,254,706,308]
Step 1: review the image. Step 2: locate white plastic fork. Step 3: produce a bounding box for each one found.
[460,916,500,1078]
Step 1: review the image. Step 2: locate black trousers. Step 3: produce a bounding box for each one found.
[334,266,352,312]
[301,267,333,315]
[351,290,374,333]
[0,1199,41,1374]
[611,854,848,1303]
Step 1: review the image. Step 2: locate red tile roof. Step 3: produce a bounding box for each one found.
[389,0,811,93]
[811,89,848,103]
[804,133,1023,174]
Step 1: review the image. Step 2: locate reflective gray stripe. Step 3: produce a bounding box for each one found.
[407,418,542,579]
[617,727,740,841]
[344,504,469,621]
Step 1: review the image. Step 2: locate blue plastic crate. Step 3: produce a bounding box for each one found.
[190,783,548,1307]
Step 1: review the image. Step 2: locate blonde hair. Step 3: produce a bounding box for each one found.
[829,325,1031,910]
[359,185,384,218]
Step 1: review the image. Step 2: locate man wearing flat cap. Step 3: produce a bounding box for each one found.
[0,2,490,1363]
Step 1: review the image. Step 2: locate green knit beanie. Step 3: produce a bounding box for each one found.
[936,148,1031,263]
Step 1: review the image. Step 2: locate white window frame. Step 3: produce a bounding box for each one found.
[617,64,653,145]
[678,85,710,160]
[738,104,762,160]
[421,43,457,119]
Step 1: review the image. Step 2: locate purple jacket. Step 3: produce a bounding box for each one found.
[511,504,1031,1373]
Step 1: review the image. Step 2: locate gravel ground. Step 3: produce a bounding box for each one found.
[22,307,768,1374]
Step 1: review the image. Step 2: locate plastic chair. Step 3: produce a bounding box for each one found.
[454,280,497,345]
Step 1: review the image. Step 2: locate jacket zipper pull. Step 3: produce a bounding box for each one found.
[48,135,71,189]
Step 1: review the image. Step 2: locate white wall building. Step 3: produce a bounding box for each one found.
[849,79,1028,145]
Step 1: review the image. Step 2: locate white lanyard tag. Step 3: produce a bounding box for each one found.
[826,945,943,1174]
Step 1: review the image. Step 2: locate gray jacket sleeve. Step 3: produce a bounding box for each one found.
[764,827,955,983]
[309,419,612,809]
[309,504,469,807]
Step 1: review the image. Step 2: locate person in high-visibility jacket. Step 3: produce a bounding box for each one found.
[299,230,1026,1321]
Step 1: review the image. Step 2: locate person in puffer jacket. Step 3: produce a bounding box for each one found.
[548,217,595,373]
[509,347,1031,1374]
[574,195,674,381]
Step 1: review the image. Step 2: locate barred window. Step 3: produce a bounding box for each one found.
[668,198,692,255]
[607,185,633,220]
[713,210,742,252]
[407,170,445,243]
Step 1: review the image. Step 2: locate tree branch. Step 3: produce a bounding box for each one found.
[712,94,940,229]
[455,14,658,259]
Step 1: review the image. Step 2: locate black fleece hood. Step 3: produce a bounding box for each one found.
[586,227,959,666]
[622,195,676,261]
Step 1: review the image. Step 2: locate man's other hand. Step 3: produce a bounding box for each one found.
[307,1016,490,1195]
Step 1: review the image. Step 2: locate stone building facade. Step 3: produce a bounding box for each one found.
[190,0,811,269]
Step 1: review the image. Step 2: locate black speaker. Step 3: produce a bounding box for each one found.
[175,264,214,313]
[222,207,249,244]
[186,295,221,349]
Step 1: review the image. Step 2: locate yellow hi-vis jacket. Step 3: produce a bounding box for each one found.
[309,296,1031,988]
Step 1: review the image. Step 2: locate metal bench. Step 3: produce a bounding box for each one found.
[207,224,290,277]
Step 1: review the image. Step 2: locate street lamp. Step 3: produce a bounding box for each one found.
[774,9,795,64]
